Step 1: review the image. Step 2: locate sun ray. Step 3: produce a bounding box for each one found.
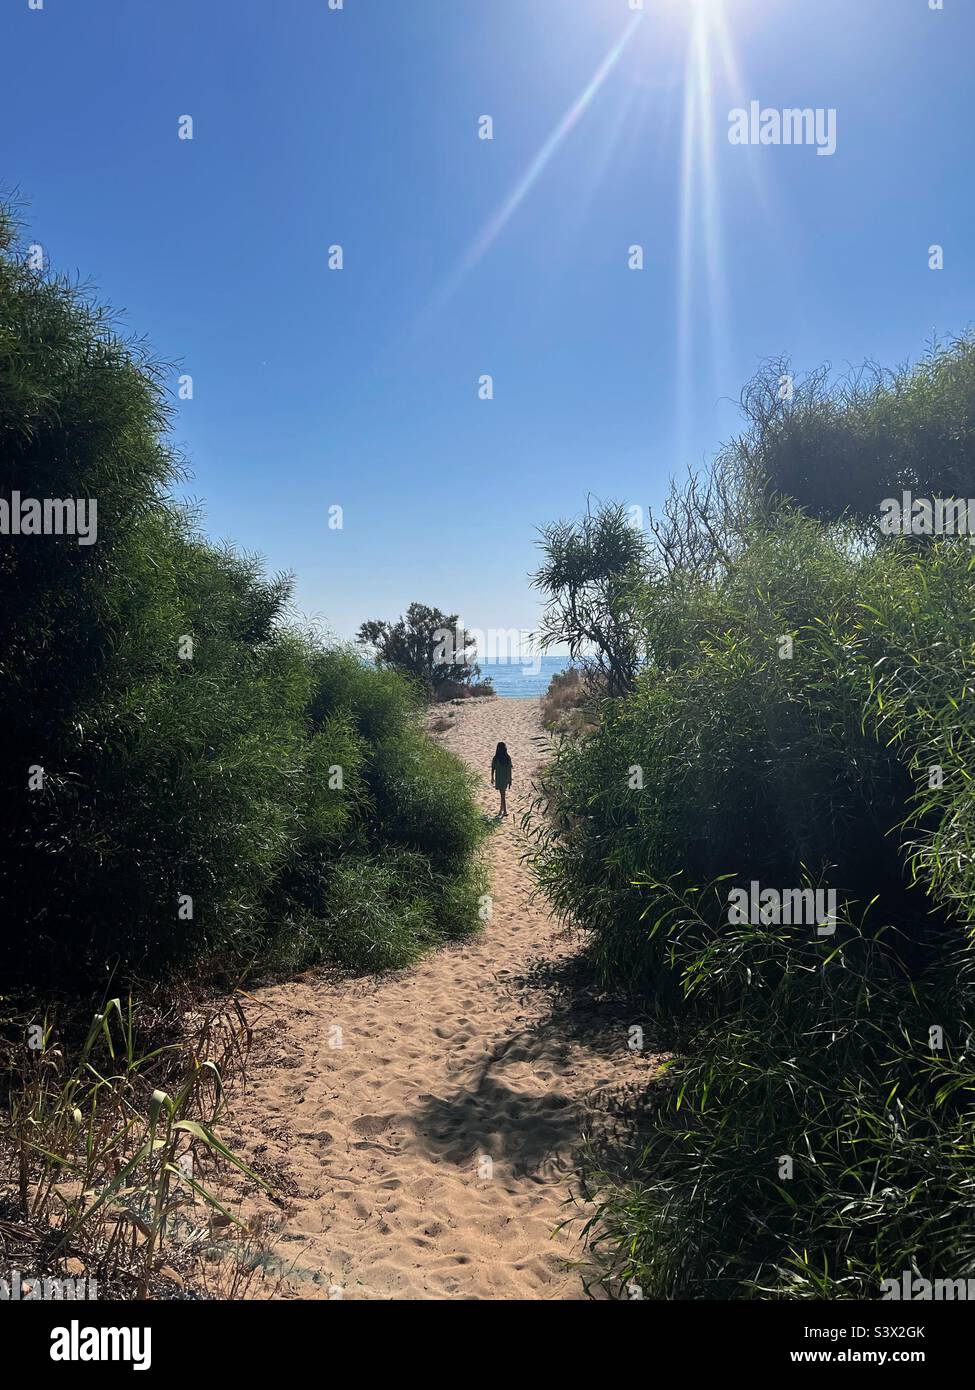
[676,19,700,449]
[676,1,737,456]
[710,2,778,228]
[416,10,646,329]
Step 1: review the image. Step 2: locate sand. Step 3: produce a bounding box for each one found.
[221,696,654,1300]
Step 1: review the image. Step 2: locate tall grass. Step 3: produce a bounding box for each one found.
[1,993,274,1298]
[576,889,975,1298]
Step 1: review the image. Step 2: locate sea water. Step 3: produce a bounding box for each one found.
[476,655,574,700]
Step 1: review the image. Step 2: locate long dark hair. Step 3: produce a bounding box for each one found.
[494,741,511,765]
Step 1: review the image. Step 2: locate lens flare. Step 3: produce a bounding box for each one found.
[418,10,646,326]
[673,0,766,454]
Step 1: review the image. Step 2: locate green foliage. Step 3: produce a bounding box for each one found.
[2,992,271,1298]
[307,847,485,974]
[532,501,649,696]
[735,337,975,524]
[357,601,482,695]
[580,894,975,1299]
[531,517,938,1007]
[529,338,975,1297]
[0,205,487,988]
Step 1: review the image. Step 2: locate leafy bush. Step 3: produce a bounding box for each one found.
[530,340,975,1297]
[728,336,975,526]
[0,205,486,989]
[580,892,975,1299]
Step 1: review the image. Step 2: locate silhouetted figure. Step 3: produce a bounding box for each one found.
[491,741,513,817]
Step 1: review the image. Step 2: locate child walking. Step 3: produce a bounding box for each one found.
[491,741,513,817]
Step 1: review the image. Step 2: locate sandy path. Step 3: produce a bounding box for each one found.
[222,697,651,1300]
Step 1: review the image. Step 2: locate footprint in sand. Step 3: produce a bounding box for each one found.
[222,697,655,1300]
[350,1115,393,1138]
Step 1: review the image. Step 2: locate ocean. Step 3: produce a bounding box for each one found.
[477,655,573,700]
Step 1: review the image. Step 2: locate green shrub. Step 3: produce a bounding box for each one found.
[530,339,975,1297]
[724,335,975,526]
[581,890,975,1299]
[312,848,485,973]
[531,516,934,1010]
[367,729,486,870]
[0,204,487,990]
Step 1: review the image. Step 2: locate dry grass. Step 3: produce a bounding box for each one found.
[434,678,497,703]
[0,988,283,1300]
[540,667,601,734]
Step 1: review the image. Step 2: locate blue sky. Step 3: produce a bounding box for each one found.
[2,0,971,651]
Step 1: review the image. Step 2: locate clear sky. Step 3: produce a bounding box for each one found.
[2,0,971,650]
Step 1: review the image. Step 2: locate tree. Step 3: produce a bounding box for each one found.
[532,501,648,697]
[357,602,480,694]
